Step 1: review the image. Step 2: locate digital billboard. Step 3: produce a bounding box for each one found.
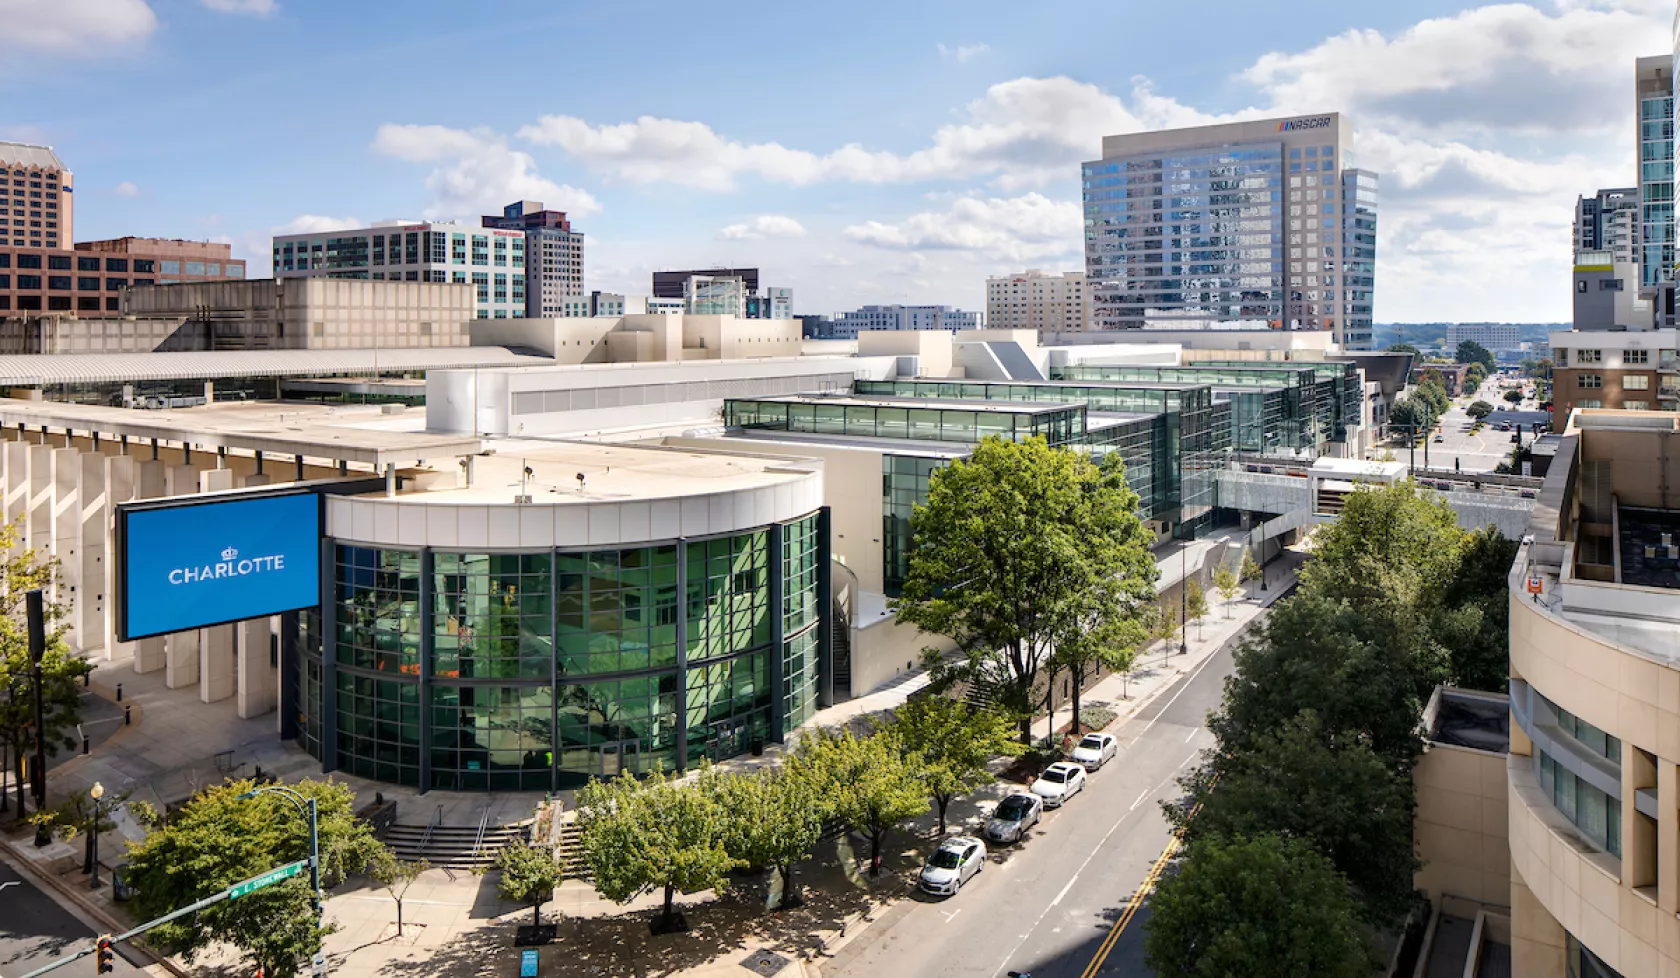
[117,491,322,641]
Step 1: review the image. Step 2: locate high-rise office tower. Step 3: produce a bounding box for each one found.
[1638,55,1674,292]
[482,200,584,319]
[1083,113,1378,349]
[0,142,72,250]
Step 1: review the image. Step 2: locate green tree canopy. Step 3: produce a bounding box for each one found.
[1504,388,1525,405]
[576,766,740,931]
[1387,342,1420,355]
[1467,400,1495,420]
[0,520,87,820]
[494,844,564,927]
[1172,711,1418,921]
[1455,340,1496,371]
[1145,834,1376,978]
[789,726,927,876]
[893,437,1156,743]
[371,853,429,936]
[883,697,1024,834]
[706,768,825,909]
[1212,564,1240,618]
[123,778,386,977]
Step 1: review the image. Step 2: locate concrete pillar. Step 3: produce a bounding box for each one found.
[3,441,28,553]
[237,617,276,719]
[72,453,105,654]
[102,455,135,663]
[241,473,273,489]
[132,460,168,675]
[50,449,79,633]
[164,464,197,497]
[199,468,234,493]
[26,444,51,554]
[165,628,199,690]
[200,624,235,704]
[1661,761,1678,914]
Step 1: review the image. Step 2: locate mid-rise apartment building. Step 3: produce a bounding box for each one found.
[829,305,981,339]
[1446,322,1522,354]
[0,142,72,250]
[1,239,240,318]
[558,292,685,318]
[986,270,1088,333]
[1638,55,1674,291]
[1549,328,1680,417]
[1083,113,1379,349]
[272,221,526,319]
[481,200,584,319]
[1575,188,1641,266]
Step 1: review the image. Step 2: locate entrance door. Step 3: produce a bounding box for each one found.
[708,719,746,761]
[593,739,640,778]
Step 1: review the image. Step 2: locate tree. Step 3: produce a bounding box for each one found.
[30,785,156,877]
[1210,592,1426,772]
[1416,377,1451,418]
[1387,397,1428,440]
[123,778,386,977]
[371,853,429,937]
[789,727,927,877]
[0,519,86,820]
[706,769,824,909]
[576,766,739,932]
[1171,711,1418,922]
[1435,525,1521,691]
[1466,400,1495,420]
[1184,578,1209,642]
[1145,834,1376,978]
[1504,388,1524,406]
[1212,564,1240,619]
[894,438,1157,744]
[1239,553,1263,596]
[884,697,1024,835]
[1386,342,1419,355]
[1455,340,1496,371]
[493,844,563,928]
[1146,597,1180,659]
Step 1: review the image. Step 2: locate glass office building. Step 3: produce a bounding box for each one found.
[293,512,826,791]
[1083,113,1377,349]
[1639,55,1675,289]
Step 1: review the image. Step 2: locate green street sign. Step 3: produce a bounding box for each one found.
[229,860,307,899]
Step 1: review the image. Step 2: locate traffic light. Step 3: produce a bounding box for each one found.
[96,935,114,973]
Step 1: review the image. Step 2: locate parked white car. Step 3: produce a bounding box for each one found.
[983,793,1044,844]
[919,836,987,896]
[1029,761,1088,808]
[1070,732,1118,770]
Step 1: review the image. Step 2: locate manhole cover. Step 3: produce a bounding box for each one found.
[740,949,790,977]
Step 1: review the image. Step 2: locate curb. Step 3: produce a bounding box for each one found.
[0,834,189,977]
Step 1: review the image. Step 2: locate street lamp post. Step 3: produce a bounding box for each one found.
[88,782,104,890]
[237,786,323,972]
[1178,536,1188,657]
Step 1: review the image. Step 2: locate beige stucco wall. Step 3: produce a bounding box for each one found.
[856,330,959,378]
[1415,739,1511,907]
[1508,588,1680,976]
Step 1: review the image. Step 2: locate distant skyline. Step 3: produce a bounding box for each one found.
[0,0,1668,322]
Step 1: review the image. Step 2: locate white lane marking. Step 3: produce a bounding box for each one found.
[1184,727,1198,743]
[941,908,963,923]
[1129,788,1149,811]
[1133,640,1224,743]
[1052,875,1079,906]
[1181,751,1198,769]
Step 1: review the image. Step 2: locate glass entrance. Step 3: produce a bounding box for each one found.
[593,739,640,778]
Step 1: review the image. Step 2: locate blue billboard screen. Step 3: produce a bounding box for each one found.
[121,492,321,640]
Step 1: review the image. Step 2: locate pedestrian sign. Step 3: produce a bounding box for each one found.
[520,948,539,977]
[229,859,306,899]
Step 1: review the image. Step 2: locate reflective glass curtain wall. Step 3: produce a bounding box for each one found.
[296,514,826,791]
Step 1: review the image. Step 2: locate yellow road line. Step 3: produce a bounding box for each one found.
[1081,798,1205,978]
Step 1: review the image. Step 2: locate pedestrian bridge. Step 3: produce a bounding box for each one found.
[1217,457,1539,545]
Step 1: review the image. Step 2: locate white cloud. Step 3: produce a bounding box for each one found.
[233,214,358,277]
[200,0,275,13]
[843,193,1082,264]
[113,181,140,197]
[371,124,601,221]
[1,0,157,53]
[718,215,807,240]
[270,214,359,235]
[937,42,991,64]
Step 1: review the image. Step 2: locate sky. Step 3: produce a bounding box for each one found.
[0,0,1671,324]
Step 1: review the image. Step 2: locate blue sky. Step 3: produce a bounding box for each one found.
[1,0,1669,322]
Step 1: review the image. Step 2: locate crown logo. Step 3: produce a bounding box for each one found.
[222,546,238,561]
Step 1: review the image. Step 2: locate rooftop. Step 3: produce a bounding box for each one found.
[734,393,1086,415]
[1425,687,1510,754]
[0,142,67,172]
[0,347,550,386]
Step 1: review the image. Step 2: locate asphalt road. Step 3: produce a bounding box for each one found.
[0,856,144,977]
[1408,377,1548,476]
[824,637,1239,978]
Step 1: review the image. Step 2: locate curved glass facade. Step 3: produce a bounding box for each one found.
[290,512,827,791]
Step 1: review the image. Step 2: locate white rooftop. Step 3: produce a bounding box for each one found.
[1310,457,1408,479]
[0,142,67,171]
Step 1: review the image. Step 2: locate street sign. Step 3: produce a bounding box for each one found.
[311,951,327,976]
[229,860,307,899]
[520,949,539,977]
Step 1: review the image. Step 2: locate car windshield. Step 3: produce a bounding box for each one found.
[997,797,1032,819]
[1079,736,1104,750]
[929,849,963,869]
[1039,769,1067,784]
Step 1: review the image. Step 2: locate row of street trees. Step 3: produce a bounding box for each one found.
[1143,482,1518,977]
[576,697,1023,931]
[1387,375,1452,441]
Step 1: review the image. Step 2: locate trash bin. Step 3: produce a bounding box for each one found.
[750,737,764,757]
[112,866,137,903]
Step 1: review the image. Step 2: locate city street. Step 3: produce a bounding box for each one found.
[1401,375,1548,476]
[0,855,145,977]
[821,635,1241,978]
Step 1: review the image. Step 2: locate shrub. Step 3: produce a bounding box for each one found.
[1078,705,1118,731]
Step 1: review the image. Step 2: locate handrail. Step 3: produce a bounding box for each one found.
[418,804,442,854]
[471,805,491,862]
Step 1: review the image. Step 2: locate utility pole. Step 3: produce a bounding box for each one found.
[27,589,46,815]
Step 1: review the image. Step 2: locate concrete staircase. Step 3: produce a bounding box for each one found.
[382,808,528,871]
